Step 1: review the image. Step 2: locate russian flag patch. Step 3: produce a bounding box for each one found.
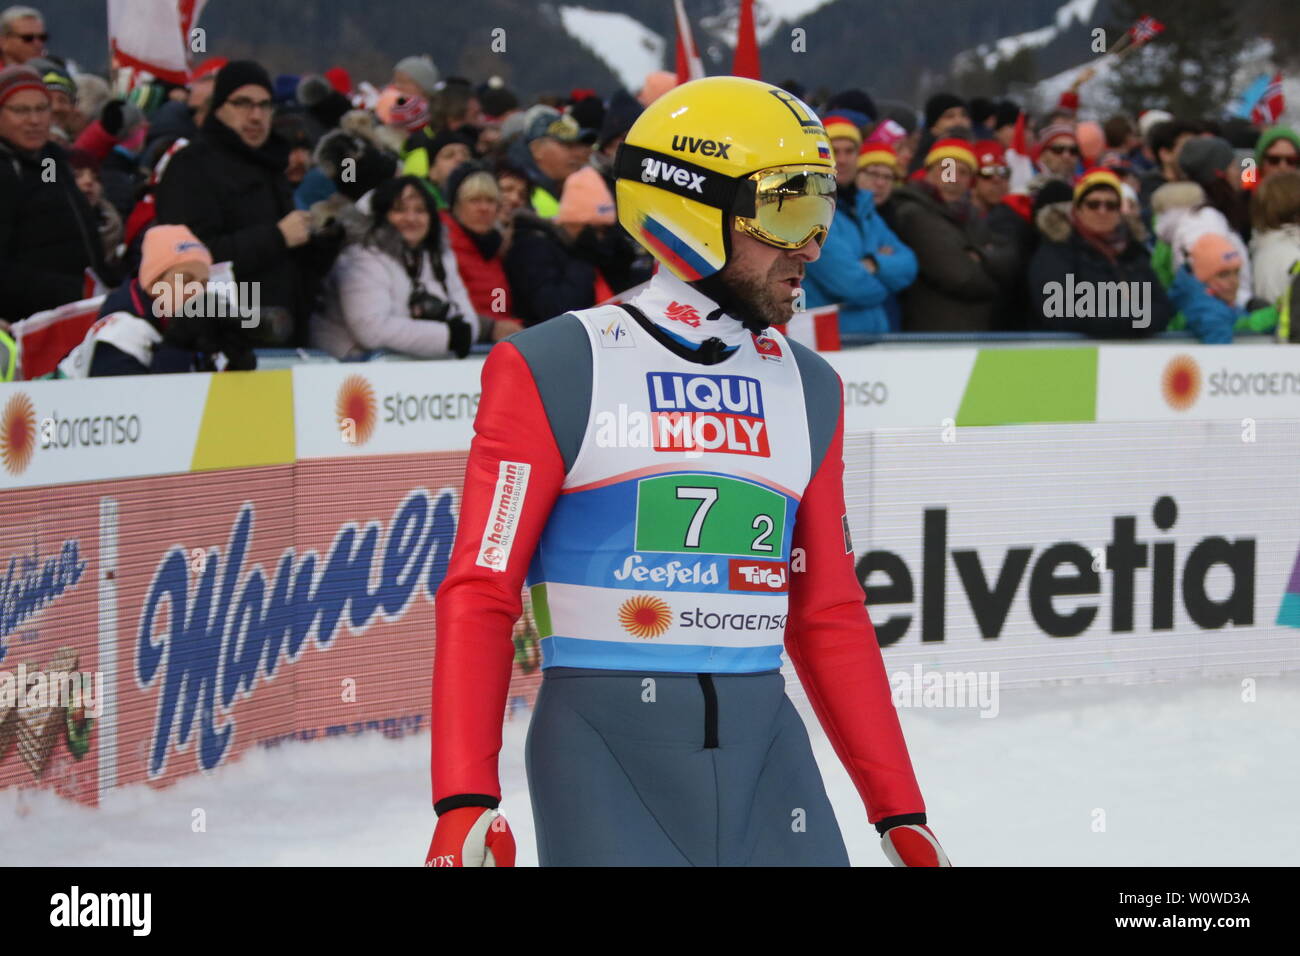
[816,141,830,158]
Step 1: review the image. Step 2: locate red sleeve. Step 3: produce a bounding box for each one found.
[430,340,566,810]
[783,389,925,824]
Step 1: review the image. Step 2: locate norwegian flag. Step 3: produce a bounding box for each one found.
[1251,73,1285,126]
[1127,15,1165,46]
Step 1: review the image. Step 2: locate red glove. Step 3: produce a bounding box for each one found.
[424,807,516,867]
[881,823,952,867]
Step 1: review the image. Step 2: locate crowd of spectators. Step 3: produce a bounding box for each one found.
[2,2,1299,378]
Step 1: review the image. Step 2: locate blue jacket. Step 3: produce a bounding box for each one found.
[804,186,917,334]
[1169,265,1239,344]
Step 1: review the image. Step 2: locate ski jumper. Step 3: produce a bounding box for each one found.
[431,269,927,865]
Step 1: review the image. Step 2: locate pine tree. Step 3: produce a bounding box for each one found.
[1106,0,1243,117]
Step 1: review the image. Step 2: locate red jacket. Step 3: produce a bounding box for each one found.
[441,211,517,321]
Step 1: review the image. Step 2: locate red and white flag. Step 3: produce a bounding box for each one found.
[108,0,209,85]
[1005,108,1035,194]
[1251,73,1285,126]
[776,306,841,352]
[673,0,705,84]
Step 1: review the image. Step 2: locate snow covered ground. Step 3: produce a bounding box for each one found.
[3,672,1297,866]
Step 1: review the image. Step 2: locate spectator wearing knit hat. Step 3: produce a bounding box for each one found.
[0,64,109,320]
[907,92,969,174]
[403,126,473,209]
[155,59,320,346]
[856,139,900,208]
[26,55,73,137]
[1165,232,1273,344]
[1256,127,1300,183]
[57,224,246,377]
[804,121,916,334]
[1027,168,1172,338]
[1033,122,1080,181]
[505,166,638,325]
[889,138,1003,331]
[973,140,1038,330]
[392,55,439,100]
[991,100,1021,149]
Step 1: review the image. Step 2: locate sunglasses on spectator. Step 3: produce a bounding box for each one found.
[1081,197,1121,212]
[1263,152,1299,167]
[978,164,1010,178]
[1046,144,1080,156]
[225,96,274,114]
[13,32,48,42]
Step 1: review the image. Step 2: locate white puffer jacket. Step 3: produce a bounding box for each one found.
[1249,224,1300,305]
[311,224,480,359]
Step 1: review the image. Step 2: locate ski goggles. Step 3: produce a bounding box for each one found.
[732,164,837,250]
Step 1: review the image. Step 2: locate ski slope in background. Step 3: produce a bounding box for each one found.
[3,674,1297,866]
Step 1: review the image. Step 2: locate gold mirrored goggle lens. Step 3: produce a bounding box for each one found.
[734,166,837,249]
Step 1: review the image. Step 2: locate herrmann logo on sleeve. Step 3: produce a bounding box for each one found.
[476,461,531,571]
[50,886,151,936]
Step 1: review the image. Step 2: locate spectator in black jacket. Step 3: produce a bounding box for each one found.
[0,65,107,320]
[505,166,640,325]
[154,60,318,345]
[889,138,1003,331]
[1027,169,1172,337]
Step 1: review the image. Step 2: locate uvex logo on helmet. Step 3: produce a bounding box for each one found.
[640,157,706,194]
[671,135,732,158]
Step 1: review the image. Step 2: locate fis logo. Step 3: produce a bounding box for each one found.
[670,135,732,158]
[729,559,788,592]
[600,316,634,348]
[646,372,768,456]
[640,157,706,194]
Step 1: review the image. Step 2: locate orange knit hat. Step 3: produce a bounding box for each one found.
[556,166,617,225]
[139,225,212,291]
[637,71,677,107]
[1189,233,1241,283]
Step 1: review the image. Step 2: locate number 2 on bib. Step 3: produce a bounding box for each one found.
[635,474,788,558]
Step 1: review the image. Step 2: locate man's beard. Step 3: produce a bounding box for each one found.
[694,255,797,333]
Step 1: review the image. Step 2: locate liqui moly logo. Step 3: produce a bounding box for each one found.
[645,372,769,457]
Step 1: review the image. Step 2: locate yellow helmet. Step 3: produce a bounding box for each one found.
[614,76,837,282]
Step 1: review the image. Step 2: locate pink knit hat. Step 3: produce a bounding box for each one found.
[139,225,212,290]
[556,166,616,226]
[1189,233,1240,283]
[637,71,677,107]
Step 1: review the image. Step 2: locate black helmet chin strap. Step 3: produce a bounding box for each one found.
[691,270,773,335]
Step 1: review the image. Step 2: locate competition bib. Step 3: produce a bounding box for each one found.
[527,302,813,672]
